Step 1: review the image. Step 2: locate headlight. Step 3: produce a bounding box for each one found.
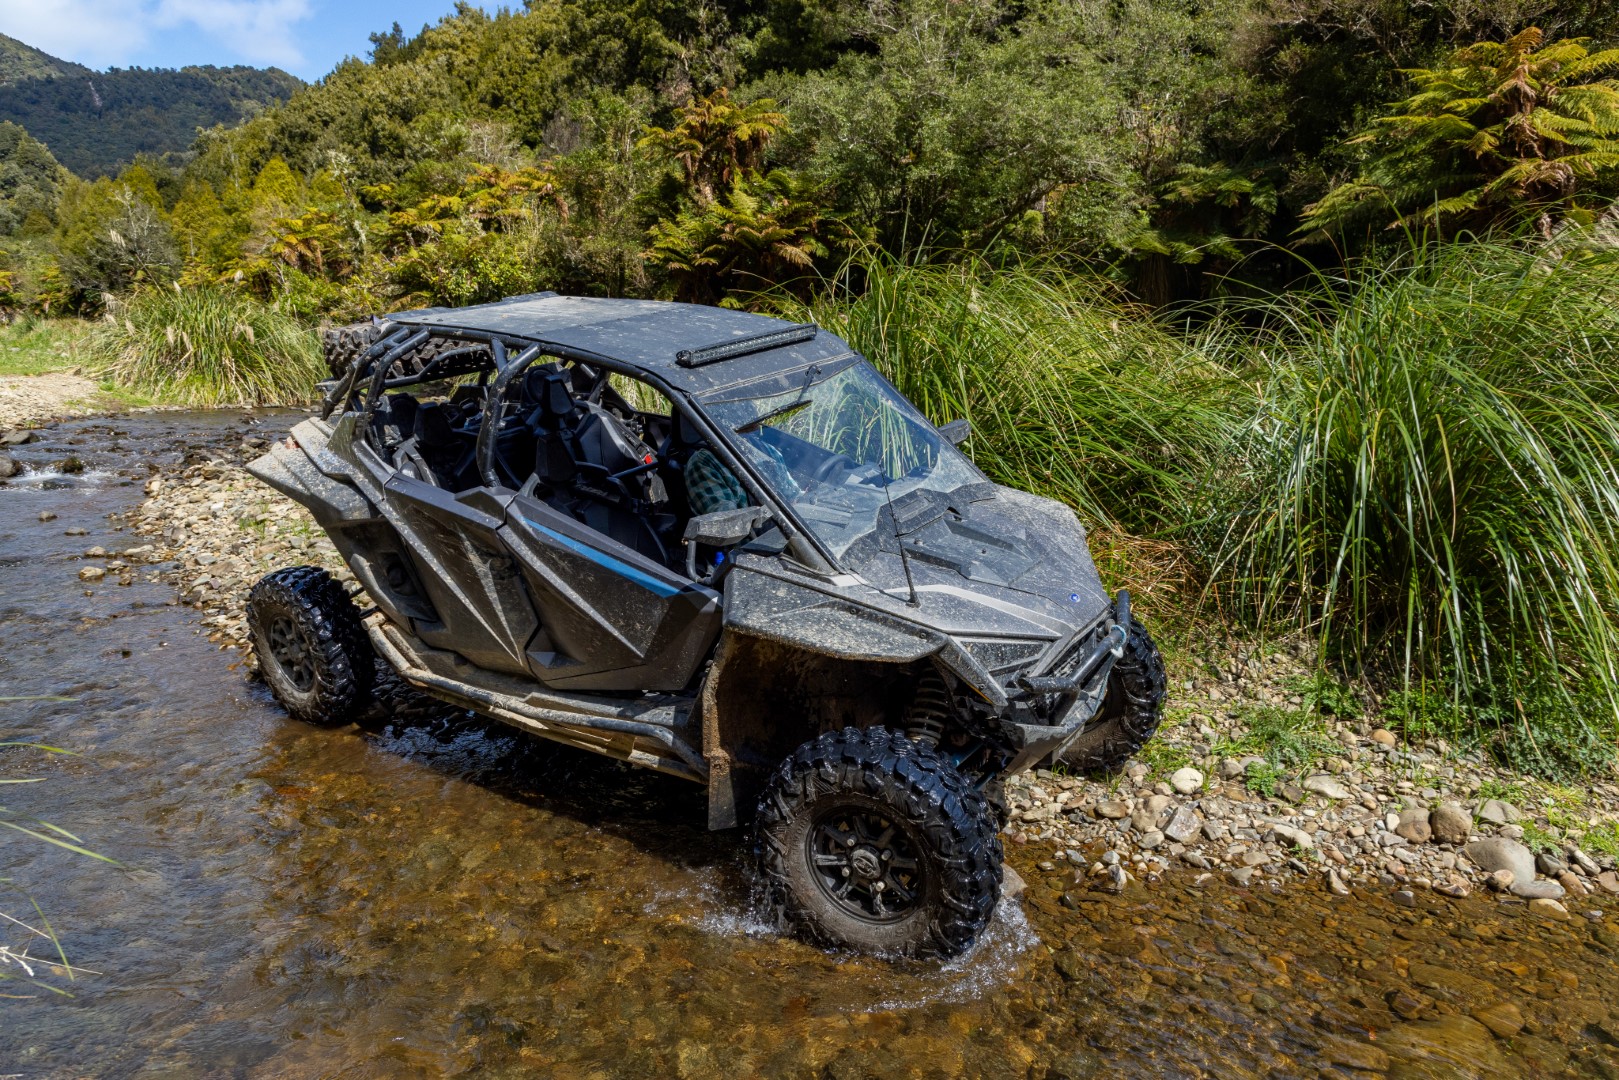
[958,638,1049,674]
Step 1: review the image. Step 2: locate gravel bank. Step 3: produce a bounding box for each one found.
[115,439,1619,911]
[0,372,114,431]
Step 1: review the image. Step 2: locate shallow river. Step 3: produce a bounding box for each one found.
[3,414,1619,1079]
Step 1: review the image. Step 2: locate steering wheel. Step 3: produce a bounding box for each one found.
[813,453,858,484]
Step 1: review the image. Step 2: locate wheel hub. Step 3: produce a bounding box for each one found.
[807,806,923,924]
[266,615,315,692]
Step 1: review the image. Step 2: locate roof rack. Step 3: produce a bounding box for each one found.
[675,323,818,368]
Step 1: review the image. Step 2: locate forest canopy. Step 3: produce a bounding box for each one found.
[1,0,1617,316]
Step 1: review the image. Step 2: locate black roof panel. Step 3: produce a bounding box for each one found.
[392,294,856,393]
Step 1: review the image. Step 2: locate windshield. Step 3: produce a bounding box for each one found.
[702,360,982,558]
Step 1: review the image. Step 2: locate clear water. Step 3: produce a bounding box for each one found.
[3,414,1617,1078]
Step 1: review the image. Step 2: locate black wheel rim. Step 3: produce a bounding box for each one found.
[806,805,924,924]
[266,615,315,692]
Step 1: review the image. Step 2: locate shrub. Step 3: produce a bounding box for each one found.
[1201,238,1619,758]
[88,284,323,407]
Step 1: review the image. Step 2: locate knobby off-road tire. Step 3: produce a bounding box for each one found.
[756,726,1003,959]
[321,318,459,381]
[1056,618,1167,773]
[246,566,374,724]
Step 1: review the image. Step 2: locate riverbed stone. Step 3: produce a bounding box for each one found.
[1169,767,1204,795]
[1429,803,1472,845]
[78,566,105,582]
[1370,728,1397,746]
[1597,871,1619,895]
[1002,864,1027,901]
[1478,799,1523,826]
[1320,1035,1389,1073]
[1396,807,1432,844]
[1511,878,1566,900]
[1529,897,1570,919]
[1472,1002,1525,1039]
[1377,1015,1505,1075]
[1271,823,1314,850]
[1303,774,1351,800]
[1463,838,1536,883]
[1163,806,1201,843]
[0,453,17,478]
[1094,800,1129,820]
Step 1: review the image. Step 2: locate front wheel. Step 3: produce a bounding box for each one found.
[246,566,373,724]
[1056,617,1167,772]
[755,727,1002,959]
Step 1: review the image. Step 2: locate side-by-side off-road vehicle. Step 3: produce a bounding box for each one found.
[244,292,1166,958]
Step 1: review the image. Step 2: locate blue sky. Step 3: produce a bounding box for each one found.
[0,1,496,81]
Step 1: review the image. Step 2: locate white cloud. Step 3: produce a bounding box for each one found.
[0,0,311,69]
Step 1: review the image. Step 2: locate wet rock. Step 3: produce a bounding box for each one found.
[1471,1002,1525,1039]
[1478,799,1522,826]
[1511,878,1565,900]
[78,566,105,582]
[38,510,56,521]
[1396,808,1432,844]
[1378,1014,1507,1075]
[1434,877,1472,899]
[1597,871,1619,895]
[1228,866,1256,887]
[1559,870,1590,896]
[1387,988,1434,1020]
[1463,837,1536,883]
[0,429,37,445]
[1002,864,1027,901]
[1392,889,1417,908]
[1487,869,1516,892]
[1169,767,1204,795]
[84,546,108,558]
[1429,803,1472,845]
[63,526,87,536]
[0,453,16,478]
[1303,774,1352,800]
[1370,728,1397,746]
[1529,897,1569,919]
[1320,1035,1389,1073]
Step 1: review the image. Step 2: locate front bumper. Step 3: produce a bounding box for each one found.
[999,590,1131,773]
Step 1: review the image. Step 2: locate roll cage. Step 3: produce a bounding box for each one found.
[320,316,842,576]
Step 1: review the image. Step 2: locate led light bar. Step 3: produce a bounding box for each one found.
[675,323,819,367]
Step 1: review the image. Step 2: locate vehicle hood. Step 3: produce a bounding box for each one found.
[836,484,1113,643]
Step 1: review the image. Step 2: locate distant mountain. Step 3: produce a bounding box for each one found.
[0,34,302,178]
[0,32,90,84]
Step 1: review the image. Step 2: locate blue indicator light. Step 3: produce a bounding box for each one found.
[1069,593,1079,602]
[715,551,726,564]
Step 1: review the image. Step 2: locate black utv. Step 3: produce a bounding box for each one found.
[245,292,1166,958]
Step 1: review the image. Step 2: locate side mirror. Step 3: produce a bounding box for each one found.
[684,505,772,547]
[939,418,971,446]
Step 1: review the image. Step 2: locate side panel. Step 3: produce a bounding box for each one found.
[382,476,540,676]
[503,493,722,692]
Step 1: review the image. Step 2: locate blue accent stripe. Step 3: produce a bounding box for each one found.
[521,517,683,598]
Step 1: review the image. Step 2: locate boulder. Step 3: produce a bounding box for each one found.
[1396,807,1433,844]
[1463,837,1536,883]
[1478,799,1523,826]
[0,453,17,479]
[1511,878,1565,900]
[1429,803,1472,845]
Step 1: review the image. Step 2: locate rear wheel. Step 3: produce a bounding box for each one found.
[1056,618,1167,772]
[755,727,1002,958]
[247,566,373,724]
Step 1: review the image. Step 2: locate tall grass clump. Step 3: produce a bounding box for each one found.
[1202,238,1619,774]
[800,258,1233,538]
[89,283,323,407]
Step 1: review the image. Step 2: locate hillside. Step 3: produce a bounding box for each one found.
[0,32,89,84]
[0,34,301,177]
